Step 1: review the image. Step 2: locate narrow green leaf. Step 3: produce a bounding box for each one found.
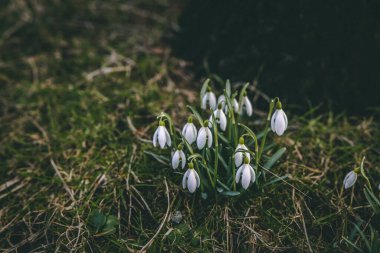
[264,147,286,169]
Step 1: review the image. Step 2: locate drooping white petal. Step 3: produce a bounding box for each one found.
[153,128,159,147]
[243,97,253,116]
[194,170,200,187]
[180,151,186,169]
[197,127,207,149]
[249,165,256,183]
[274,111,286,136]
[157,126,166,148]
[234,152,243,168]
[201,93,208,110]
[241,165,251,189]
[343,171,357,189]
[182,170,190,189]
[219,110,227,131]
[164,127,171,147]
[182,123,189,136]
[234,144,250,167]
[190,124,197,143]
[232,98,239,113]
[206,128,213,148]
[271,110,278,132]
[172,151,180,169]
[209,92,217,110]
[281,110,288,129]
[217,95,226,108]
[187,170,197,193]
[235,165,244,183]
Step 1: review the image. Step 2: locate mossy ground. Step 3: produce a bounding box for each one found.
[1,1,380,252]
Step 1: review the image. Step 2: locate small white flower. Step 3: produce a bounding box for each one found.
[196,123,213,149]
[182,117,197,144]
[343,170,358,189]
[232,98,239,113]
[208,104,227,131]
[172,145,186,169]
[271,101,288,136]
[239,94,253,116]
[182,163,200,193]
[217,95,226,108]
[235,157,256,190]
[201,88,217,110]
[234,137,251,167]
[152,121,171,149]
[219,95,239,114]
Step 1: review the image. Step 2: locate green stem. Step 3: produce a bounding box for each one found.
[212,117,219,187]
[204,148,215,188]
[258,99,276,163]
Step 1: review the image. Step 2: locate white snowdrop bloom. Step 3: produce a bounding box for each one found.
[152,120,171,149]
[235,156,256,190]
[182,116,197,144]
[172,144,186,170]
[196,121,213,149]
[239,93,253,116]
[217,95,226,109]
[232,98,239,113]
[201,87,217,110]
[182,163,200,193]
[343,170,358,189]
[222,96,239,114]
[234,137,251,167]
[271,101,288,136]
[208,104,227,131]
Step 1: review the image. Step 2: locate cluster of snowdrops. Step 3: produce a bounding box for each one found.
[151,79,288,195]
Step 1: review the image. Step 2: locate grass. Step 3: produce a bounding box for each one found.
[1,0,380,252]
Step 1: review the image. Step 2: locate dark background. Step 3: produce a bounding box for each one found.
[173,0,380,114]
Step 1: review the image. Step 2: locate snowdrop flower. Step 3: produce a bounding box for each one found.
[182,116,197,144]
[271,101,288,136]
[235,156,256,190]
[219,95,239,114]
[197,121,213,149]
[172,144,186,170]
[208,103,227,131]
[234,137,251,167]
[152,120,171,149]
[182,162,200,193]
[239,92,253,116]
[343,168,359,189]
[201,87,217,110]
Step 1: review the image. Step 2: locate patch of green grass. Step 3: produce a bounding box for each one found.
[1,1,380,252]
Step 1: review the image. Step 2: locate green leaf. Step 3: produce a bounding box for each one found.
[225,79,231,97]
[200,78,210,101]
[102,215,118,235]
[187,105,204,127]
[220,191,240,196]
[144,151,169,165]
[364,186,380,214]
[238,82,250,110]
[264,147,286,169]
[88,210,106,231]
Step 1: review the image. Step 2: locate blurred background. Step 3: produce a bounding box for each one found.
[174,0,380,115]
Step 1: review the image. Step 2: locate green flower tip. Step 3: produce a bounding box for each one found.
[188,162,194,169]
[178,144,183,150]
[243,91,247,97]
[207,86,212,92]
[218,103,223,110]
[244,156,250,164]
[276,100,282,109]
[353,167,360,174]
[204,120,209,125]
[239,137,245,145]
[187,116,193,123]
[159,120,165,126]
